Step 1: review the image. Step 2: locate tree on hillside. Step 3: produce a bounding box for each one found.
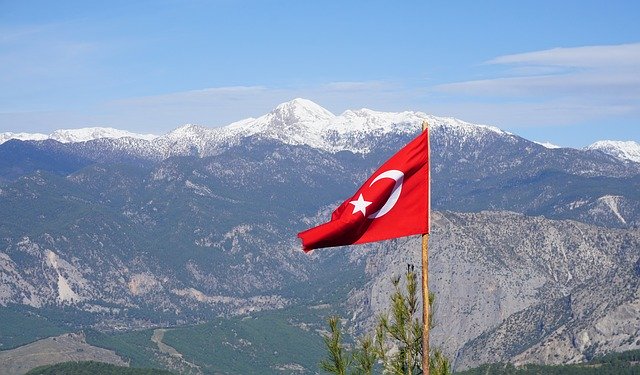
[320,267,451,375]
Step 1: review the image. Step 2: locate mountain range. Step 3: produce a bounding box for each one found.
[0,98,639,373]
[2,99,640,164]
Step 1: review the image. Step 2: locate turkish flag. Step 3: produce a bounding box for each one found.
[298,129,429,252]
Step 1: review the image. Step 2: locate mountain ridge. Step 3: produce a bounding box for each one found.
[586,140,640,163]
[3,99,637,162]
[0,127,157,145]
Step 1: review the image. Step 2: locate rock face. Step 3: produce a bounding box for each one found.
[0,99,639,370]
[346,211,640,370]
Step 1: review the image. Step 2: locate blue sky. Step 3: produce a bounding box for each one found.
[1,0,639,147]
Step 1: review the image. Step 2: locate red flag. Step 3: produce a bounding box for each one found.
[298,129,429,252]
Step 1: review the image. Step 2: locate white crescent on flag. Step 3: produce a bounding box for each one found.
[367,169,404,219]
[298,129,428,251]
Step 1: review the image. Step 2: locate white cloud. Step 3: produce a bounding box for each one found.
[433,43,640,128]
[320,81,391,91]
[438,71,640,97]
[109,86,270,107]
[426,99,637,128]
[99,81,424,130]
[2,43,639,140]
[438,43,640,97]
[487,43,640,68]
[0,80,429,133]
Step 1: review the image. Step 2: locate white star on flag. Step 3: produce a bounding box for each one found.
[349,194,372,216]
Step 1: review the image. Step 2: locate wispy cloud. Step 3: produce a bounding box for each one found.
[438,71,640,97]
[0,80,425,133]
[102,86,292,128]
[320,81,392,92]
[438,43,640,97]
[487,43,640,67]
[110,86,270,107]
[100,81,425,131]
[2,43,639,143]
[0,22,105,113]
[433,43,640,127]
[0,24,56,44]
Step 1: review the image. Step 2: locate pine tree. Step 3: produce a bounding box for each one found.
[320,267,451,375]
[320,316,351,375]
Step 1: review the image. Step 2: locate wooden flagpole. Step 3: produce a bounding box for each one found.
[421,120,430,375]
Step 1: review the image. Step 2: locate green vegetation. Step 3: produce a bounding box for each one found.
[0,305,68,350]
[84,329,162,369]
[25,360,175,375]
[457,349,640,375]
[320,267,451,375]
[161,307,328,374]
[321,317,354,375]
[0,304,342,374]
[596,348,640,364]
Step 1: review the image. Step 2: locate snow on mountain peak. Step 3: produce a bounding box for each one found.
[163,124,210,140]
[0,99,524,155]
[271,98,335,123]
[49,127,157,143]
[0,127,157,145]
[425,115,507,137]
[334,108,423,134]
[0,132,48,144]
[187,99,513,154]
[534,141,562,149]
[221,99,336,150]
[0,99,515,153]
[151,124,221,158]
[586,140,640,163]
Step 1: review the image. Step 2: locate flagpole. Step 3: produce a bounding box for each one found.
[421,120,430,375]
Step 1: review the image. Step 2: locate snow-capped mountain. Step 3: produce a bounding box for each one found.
[36,98,510,163]
[3,99,640,227]
[49,127,157,143]
[2,99,509,156]
[3,99,640,229]
[534,141,562,149]
[170,98,508,154]
[0,127,157,145]
[586,140,640,163]
[3,100,638,163]
[0,132,48,144]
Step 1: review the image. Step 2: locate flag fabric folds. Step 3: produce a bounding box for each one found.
[298,129,429,252]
